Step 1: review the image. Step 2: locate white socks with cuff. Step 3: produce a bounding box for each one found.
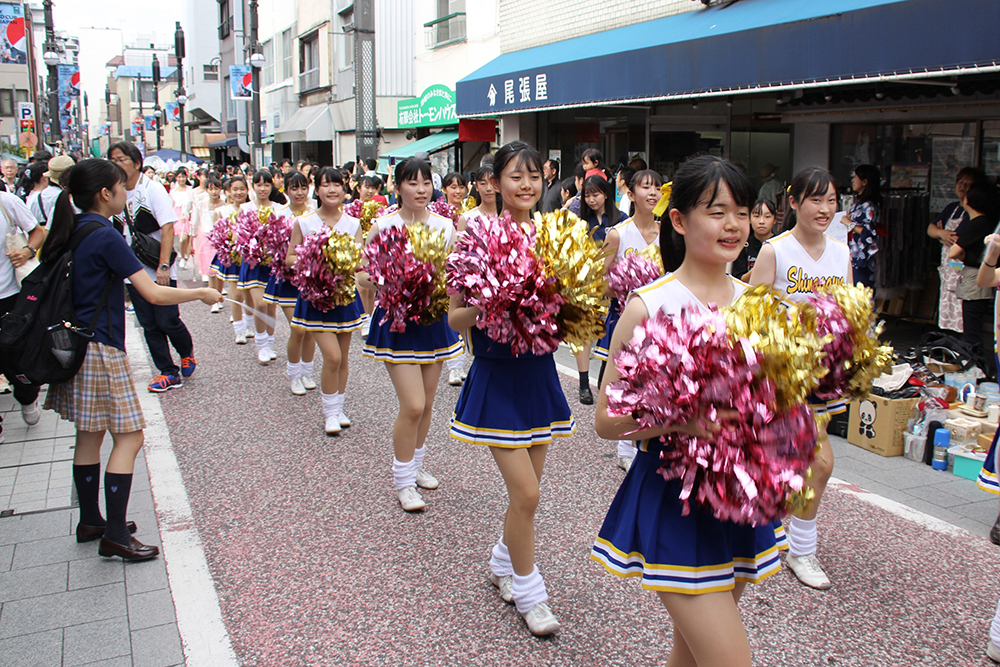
[489,538,513,577]
[617,439,635,458]
[392,457,418,490]
[286,361,300,381]
[787,516,818,558]
[512,566,548,614]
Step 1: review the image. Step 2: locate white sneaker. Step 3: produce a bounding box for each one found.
[21,399,40,426]
[202,275,210,283]
[339,412,351,428]
[235,332,247,345]
[489,573,514,604]
[448,369,463,386]
[221,288,228,296]
[301,375,317,391]
[245,329,255,338]
[290,377,306,396]
[415,466,439,490]
[178,258,186,269]
[325,414,341,435]
[987,639,1000,663]
[397,485,425,511]
[361,321,371,337]
[785,553,832,590]
[268,348,277,361]
[258,349,271,365]
[520,602,560,636]
[616,456,634,472]
[210,302,222,313]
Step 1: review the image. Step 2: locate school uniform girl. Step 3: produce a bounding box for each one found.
[287,168,362,433]
[239,170,287,364]
[168,169,194,268]
[448,143,574,637]
[42,158,222,561]
[751,167,853,591]
[594,170,662,472]
[264,170,317,395]
[358,157,461,513]
[441,172,472,387]
[593,155,784,667]
[192,175,226,307]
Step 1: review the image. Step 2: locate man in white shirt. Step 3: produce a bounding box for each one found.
[108,141,196,392]
[0,190,46,429]
[1,157,19,193]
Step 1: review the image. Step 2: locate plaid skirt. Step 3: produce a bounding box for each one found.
[44,342,146,433]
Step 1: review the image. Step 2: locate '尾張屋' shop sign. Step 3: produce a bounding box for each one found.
[397,85,457,128]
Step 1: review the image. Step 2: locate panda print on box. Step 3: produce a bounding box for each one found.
[858,400,877,439]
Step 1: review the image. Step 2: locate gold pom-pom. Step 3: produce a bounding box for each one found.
[533,210,609,353]
[407,221,450,324]
[320,231,363,307]
[459,196,478,215]
[360,200,384,236]
[638,242,664,273]
[723,285,830,412]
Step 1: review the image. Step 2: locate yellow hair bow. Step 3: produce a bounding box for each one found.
[652,181,673,218]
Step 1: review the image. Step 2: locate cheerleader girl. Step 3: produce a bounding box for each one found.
[594,169,662,472]
[751,167,852,591]
[169,168,194,269]
[192,175,227,309]
[457,166,499,232]
[442,172,470,387]
[356,174,386,335]
[210,176,252,343]
[239,170,287,364]
[592,155,781,667]
[288,168,363,433]
[266,170,318,395]
[448,142,574,636]
[359,157,462,512]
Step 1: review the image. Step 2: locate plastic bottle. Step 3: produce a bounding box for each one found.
[932,428,950,471]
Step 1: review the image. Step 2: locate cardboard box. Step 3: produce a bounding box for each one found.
[980,432,996,453]
[847,396,920,457]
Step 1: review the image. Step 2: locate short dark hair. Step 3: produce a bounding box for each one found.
[359,174,382,190]
[107,141,142,167]
[544,159,560,179]
[617,166,636,190]
[365,157,377,171]
[581,148,603,166]
[789,167,836,204]
[280,158,292,167]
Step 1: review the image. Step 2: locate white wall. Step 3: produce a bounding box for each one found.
[499,0,691,52]
[792,123,831,175]
[184,0,222,123]
[411,0,500,98]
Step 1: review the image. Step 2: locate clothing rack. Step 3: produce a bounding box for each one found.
[876,192,932,290]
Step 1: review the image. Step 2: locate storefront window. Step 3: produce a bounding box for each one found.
[983,120,1000,178]
[831,122,976,215]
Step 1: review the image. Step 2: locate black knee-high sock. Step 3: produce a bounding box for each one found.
[73,464,104,526]
[103,472,133,546]
[598,359,608,388]
[579,370,589,391]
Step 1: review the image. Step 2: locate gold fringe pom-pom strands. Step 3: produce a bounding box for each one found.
[532,210,609,353]
[407,222,451,324]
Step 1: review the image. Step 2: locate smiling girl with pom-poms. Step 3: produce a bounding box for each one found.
[357,158,462,514]
[447,142,578,638]
[592,155,789,667]
[287,168,364,436]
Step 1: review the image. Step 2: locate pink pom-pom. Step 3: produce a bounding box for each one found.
[206,216,239,267]
[290,227,360,311]
[428,199,459,226]
[234,208,282,269]
[808,293,854,400]
[363,225,445,332]
[259,214,294,282]
[606,307,817,525]
[342,199,363,219]
[447,212,564,355]
[606,253,663,302]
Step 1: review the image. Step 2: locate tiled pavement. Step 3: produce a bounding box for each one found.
[0,394,183,667]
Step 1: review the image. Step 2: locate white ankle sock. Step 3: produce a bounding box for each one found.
[321,392,339,417]
[990,600,1000,647]
[267,332,276,350]
[255,333,268,351]
[787,517,817,557]
[489,538,513,577]
[413,445,426,469]
[511,566,548,614]
[233,319,245,334]
[392,457,417,490]
[446,352,465,371]
[335,393,346,415]
[287,361,300,381]
[301,360,314,378]
[616,439,635,458]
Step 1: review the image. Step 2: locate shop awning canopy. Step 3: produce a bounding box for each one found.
[380,131,459,160]
[456,0,1000,117]
[273,104,332,144]
[207,137,239,148]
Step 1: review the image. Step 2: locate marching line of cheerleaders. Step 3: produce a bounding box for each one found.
[194,140,861,657]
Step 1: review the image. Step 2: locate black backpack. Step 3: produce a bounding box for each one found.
[0,222,115,386]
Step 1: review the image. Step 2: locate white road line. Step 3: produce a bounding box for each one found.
[127,329,239,667]
[827,477,974,539]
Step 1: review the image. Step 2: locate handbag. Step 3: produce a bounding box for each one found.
[122,202,176,269]
[2,198,39,287]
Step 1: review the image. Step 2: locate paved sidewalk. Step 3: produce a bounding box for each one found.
[0,393,184,667]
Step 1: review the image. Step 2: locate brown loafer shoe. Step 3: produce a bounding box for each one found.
[76,521,138,543]
[97,536,159,561]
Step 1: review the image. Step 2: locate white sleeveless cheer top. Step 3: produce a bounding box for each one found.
[373,210,454,245]
[632,273,747,317]
[297,210,361,239]
[766,230,850,303]
[612,219,660,261]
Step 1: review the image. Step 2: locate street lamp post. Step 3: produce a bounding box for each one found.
[151,53,162,151]
[248,0,263,167]
[174,21,187,162]
[42,0,61,147]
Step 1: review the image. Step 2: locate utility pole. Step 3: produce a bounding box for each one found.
[151,53,162,151]
[248,0,262,168]
[174,21,187,162]
[42,0,61,146]
[353,0,377,164]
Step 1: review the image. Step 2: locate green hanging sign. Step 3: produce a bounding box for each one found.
[397,84,457,128]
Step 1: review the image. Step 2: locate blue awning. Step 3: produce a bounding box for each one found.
[456,0,1000,117]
